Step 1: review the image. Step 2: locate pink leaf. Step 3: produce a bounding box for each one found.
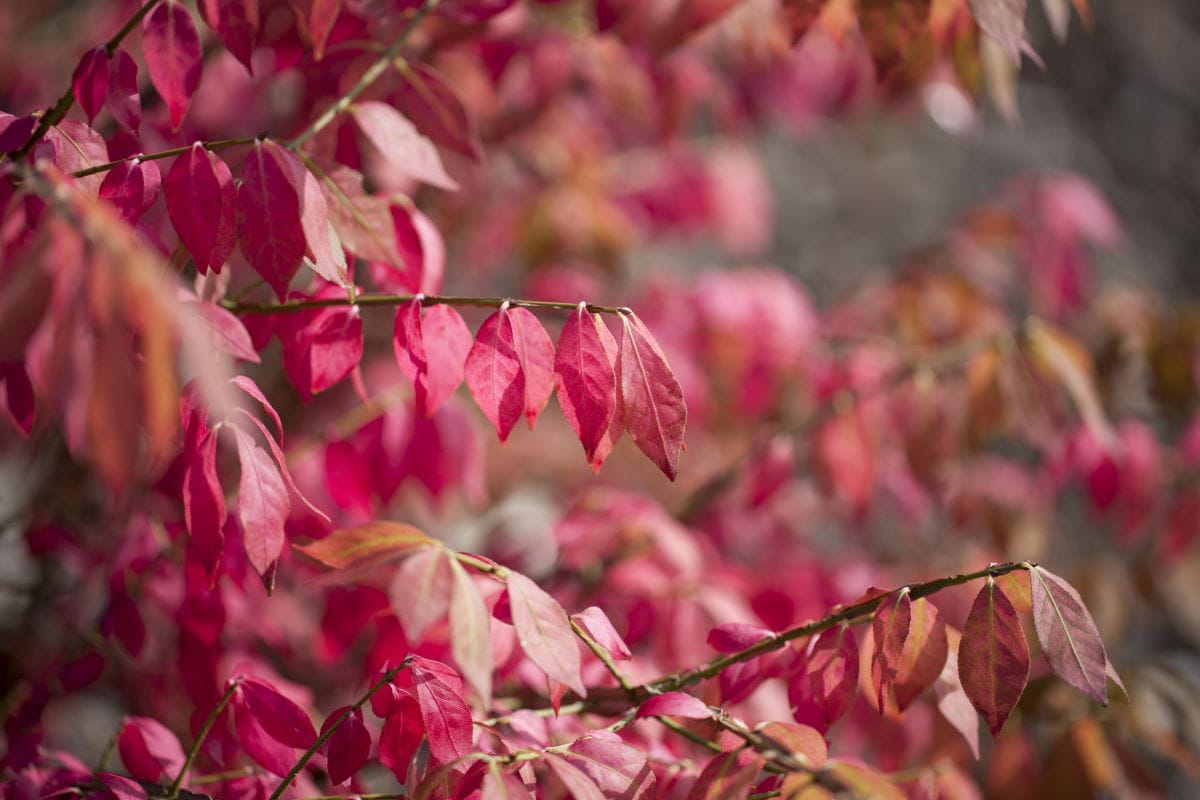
[324,439,372,516]
[590,317,624,473]
[1029,566,1108,704]
[959,578,1030,736]
[187,300,260,363]
[369,205,445,295]
[232,425,290,577]
[546,754,607,800]
[636,691,711,720]
[234,692,296,776]
[871,589,912,710]
[505,571,585,698]
[237,141,306,298]
[321,705,370,785]
[508,307,555,429]
[618,312,686,480]
[182,430,226,582]
[99,159,161,225]
[167,144,237,275]
[230,375,283,442]
[481,767,533,800]
[394,300,472,417]
[240,678,317,748]
[351,101,459,191]
[198,0,260,72]
[71,46,109,123]
[449,558,493,705]
[142,0,203,130]
[233,408,330,524]
[560,734,656,800]
[106,50,141,133]
[97,772,148,800]
[393,62,483,162]
[323,167,401,265]
[554,303,617,463]
[465,306,524,442]
[410,657,474,765]
[388,547,451,641]
[117,717,185,784]
[272,145,350,288]
[571,607,631,661]
[707,623,775,654]
[379,691,423,783]
[788,625,858,734]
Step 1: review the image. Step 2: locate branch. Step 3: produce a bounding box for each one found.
[69,137,259,179]
[167,678,242,798]
[287,0,440,150]
[221,292,631,317]
[8,0,163,161]
[267,657,414,800]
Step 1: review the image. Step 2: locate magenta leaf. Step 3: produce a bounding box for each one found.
[1029,565,1108,704]
[98,159,161,225]
[545,754,607,800]
[707,622,775,654]
[71,46,109,123]
[351,101,459,191]
[508,307,555,429]
[116,717,185,784]
[788,625,858,734]
[481,766,533,799]
[239,678,317,748]
[465,305,525,442]
[394,300,472,417]
[198,0,259,72]
[237,141,306,298]
[272,145,350,288]
[410,657,474,765]
[233,692,296,776]
[142,0,203,130]
[506,571,586,698]
[959,578,1030,736]
[106,50,141,133]
[560,734,656,800]
[636,691,711,720]
[186,300,260,363]
[289,0,341,60]
[379,691,423,783]
[231,424,290,577]
[571,606,631,661]
[554,303,617,463]
[321,705,370,785]
[97,772,148,800]
[182,430,226,582]
[618,312,687,480]
[166,143,237,275]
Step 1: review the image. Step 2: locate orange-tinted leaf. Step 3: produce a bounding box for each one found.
[871,589,912,710]
[893,597,949,711]
[295,521,432,569]
[959,579,1030,736]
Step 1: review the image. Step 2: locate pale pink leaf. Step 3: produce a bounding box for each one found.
[619,313,686,480]
[187,300,260,362]
[351,101,459,191]
[636,692,711,720]
[506,571,585,698]
[273,145,350,288]
[232,424,290,577]
[449,555,493,705]
[506,306,555,429]
[481,767,533,800]
[707,622,775,654]
[934,645,981,760]
[571,607,631,661]
[561,734,656,800]
[142,0,203,130]
[545,754,607,800]
[389,547,451,641]
[1029,566,1108,704]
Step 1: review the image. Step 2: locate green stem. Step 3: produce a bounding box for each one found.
[222,292,630,317]
[266,657,413,800]
[9,0,163,161]
[168,678,242,798]
[571,618,635,694]
[287,0,440,150]
[70,137,258,178]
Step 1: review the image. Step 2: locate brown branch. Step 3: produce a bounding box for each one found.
[70,137,259,178]
[221,292,631,317]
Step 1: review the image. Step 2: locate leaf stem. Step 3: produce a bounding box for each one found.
[266,657,413,800]
[168,678,242,798]
[222,292,631,317]
[8,0,163,161]
[287,0,440,150]
[70,137,259,178]
[570,618,635,694]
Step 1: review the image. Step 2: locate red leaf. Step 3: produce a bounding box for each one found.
[636,691,711,720]
[393,62,483,162]
[234,692,296,776]
[106,50,141,133]
[465,306,524,441]
[590,318,624,472]
[167,144,237,275]
[394,300,472,417]
[321,705,370,785]
[199,0,260,72]
[554,303,617,464]
[934,644,981,760]
[618,312,687,480]
[871,588,912,710]
[789,625,858,734]
[892,597,948,712]
[1029,566,1108,704]
[295,521,432,569]
[71,46,109,123]
[99,159,161,225]
[182,430,226,582]
[506,571,586,698]
[560,734,656,799]
[0,362,35,436]
[232,425,290,577]
[379,691,423,783]
[351,101,459,191]
[959,578,1030,736]
[507,307,555,428]
[142,0,203,130]
[237,141,306,298]
[324,439,373,516]
[389,547,451,641]
[707,623,775,654]
[449,558,493,705]
[97,772,148,800]
[545,754,607,800]
[410,657,475,765]
[571,606,631,661]
[117,717,185,783]
[240,677,317,748]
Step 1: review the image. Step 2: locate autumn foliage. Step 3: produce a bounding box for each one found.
[1,1,1196,799]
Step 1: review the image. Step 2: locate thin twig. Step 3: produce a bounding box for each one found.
[222,292,630,317]
[70,137,259,178]
[168,678,242,798]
